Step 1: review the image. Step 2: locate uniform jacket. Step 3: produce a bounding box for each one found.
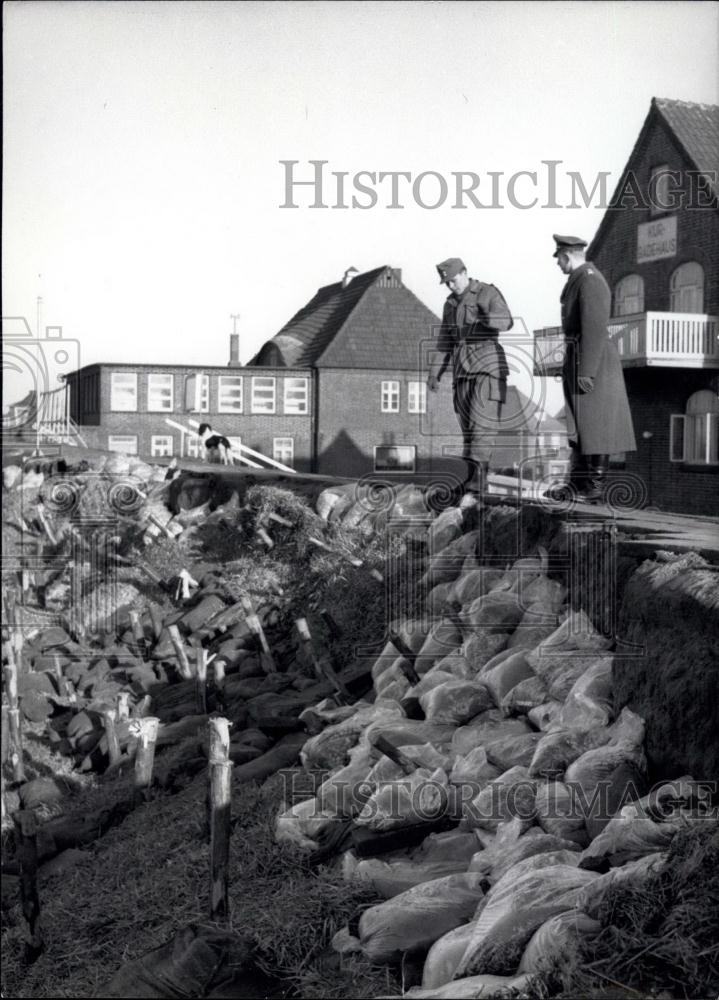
[561,262,637,455]
[429,279,513,384]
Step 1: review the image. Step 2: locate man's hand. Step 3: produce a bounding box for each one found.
[578,376,595,393]
[427,374,440,393]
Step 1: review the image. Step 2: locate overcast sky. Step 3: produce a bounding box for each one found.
[3,0,718,412]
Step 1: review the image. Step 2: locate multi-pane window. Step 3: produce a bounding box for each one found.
[147,374,174,412]
[374,444,415,472]
[408,381,427,414]
[108,435,138,455]
[670,262,704,313]
[110,373,138,411]
[670,390,719,465]
[614,275,644,317]
[284,377,309,414]
[184,374,210,412]
[273,437,294,466]
[186,433,201,458]
[151,435,174,457]
[218,376,243,413]
[381,380,400,413]
[252,377,276,413]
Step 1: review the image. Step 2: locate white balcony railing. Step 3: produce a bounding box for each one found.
[534,312,719,373]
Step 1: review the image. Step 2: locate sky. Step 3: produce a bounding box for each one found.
[3,0,718,413]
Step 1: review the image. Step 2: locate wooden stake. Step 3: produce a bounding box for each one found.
[208,717,232,925]
[133,717,160,799]
[245,614,277,673]
[149,605,164,641]
[102,709,121,766]
[35,503,57,545]
[295,618,349,701]
[128,610,147,655]
[117,691,130,720]
[52,653,77,704]
[147,512,173,540]
[372,734,418,776]
[266,511,293,528]
[168,624,193,679]
[14,810,43,964]
[308,537,363,567]
[256,526,274,549]
[3,642,26,782]
[196,648,208,714]
[211,659,226,712]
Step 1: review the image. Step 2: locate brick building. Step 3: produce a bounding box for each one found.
[535,98,719,515]
[67,264,556,481]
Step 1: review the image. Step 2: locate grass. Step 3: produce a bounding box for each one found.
[525,820,719,1000]
[1,766,399,999]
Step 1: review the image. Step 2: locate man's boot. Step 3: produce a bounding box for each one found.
[460,460,488,507]
[577,454,608,504]
[543,446,585,502]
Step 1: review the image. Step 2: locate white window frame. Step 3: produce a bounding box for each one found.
[150,435,174,457]
[108,435,138,455]
[218,375,243,414]
[186,433,201,458]
[373,444,416,473]
[252,376,276,414]
[147,373,174,412]
[184,373,210,413]
[381,380,400,413]
[670,262,705,314]
[110,372,138,412]
[273,436,294,466]
[614,274,645,317]
[670,403,719,467]
[284,377,309,415]
[408,381,427,414]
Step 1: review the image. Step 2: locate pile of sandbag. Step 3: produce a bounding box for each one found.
[270,506,706,995]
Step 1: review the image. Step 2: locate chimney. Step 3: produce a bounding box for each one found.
[229,333,241,368]
[342,266,359,289]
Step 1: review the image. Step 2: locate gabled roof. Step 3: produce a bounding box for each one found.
[654,98,719,186]
[248,265,441,369]
[589,97,719,257]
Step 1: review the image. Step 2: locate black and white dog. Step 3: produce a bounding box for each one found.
[197,423,235,465]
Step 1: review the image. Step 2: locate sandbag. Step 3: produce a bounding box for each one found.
[531,609,612,653]
[383,973,531,999]
[535,780,589,847]
[355,767,449,832]
[97,924,251,998]
[469,818,580,884]
[301,702,403,770]
[455,863,599,977]
[565,740,647,837]
[427,508,464,555]
[574,852,666,919]
[528,701,564,732]
[350,852,475,900]
[464,766,536,832]
[414,620,464,676]
[275,798,337,850]
[432,653,472,679]
[518,910,601,974]
[450,747,502,796]
[358,873,486,963]
[558,656,614,730]
[404,670,459,705]
[423,531,481,588]
[505,604,561,652]
[529,726,611,780]
[421,922,476,989]
[460,632,510,673]
[578,815,679,870]
[481,731,544,772]
[299,698,366,736]
[375,663,411,701]
[316,744,375,817]
[461,592,525,633]
[520,575,567,610]
[451,712,532,758]
[449,568,505,608]
[426,582,454,617]
[528,651,613,703]
[364,718,457,754]
[367,743,450,787]
[480,650,534,707]
[501,676,549,717]
[420,680,494,725]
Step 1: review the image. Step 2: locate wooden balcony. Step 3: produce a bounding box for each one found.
[534,312,719,375]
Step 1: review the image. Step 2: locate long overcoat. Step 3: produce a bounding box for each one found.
[561,262,637,456]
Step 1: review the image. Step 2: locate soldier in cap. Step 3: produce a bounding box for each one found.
[546,235,636,503]
[427,258,513,500]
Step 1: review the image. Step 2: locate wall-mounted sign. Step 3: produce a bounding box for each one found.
[637,215,677,263]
